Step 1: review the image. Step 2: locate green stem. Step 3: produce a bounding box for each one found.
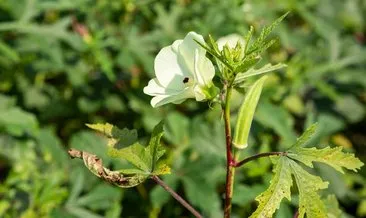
[223,86,235,218]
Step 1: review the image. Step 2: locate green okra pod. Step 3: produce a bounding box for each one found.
[233,76,267,149]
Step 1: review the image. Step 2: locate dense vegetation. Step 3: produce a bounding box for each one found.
[0,0,365,217]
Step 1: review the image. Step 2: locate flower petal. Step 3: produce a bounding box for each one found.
[177,32,206,75]
[143,78,166,95]
[150,88,195,108]
[171,39,182,52]
[154,41,186,91]
[193,86,206,101]
[143,78,184,96]
[193,49,215,87]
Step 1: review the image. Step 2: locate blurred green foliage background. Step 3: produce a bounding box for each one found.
[0,0,365,217]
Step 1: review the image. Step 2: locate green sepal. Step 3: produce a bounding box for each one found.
[243,26,254,53]
[208,34,220,54]
[233,56,261,74]
[194,39,234,72]
[201,83,220,101]
[222,44,232,63]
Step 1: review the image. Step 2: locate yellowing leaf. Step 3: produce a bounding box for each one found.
[68,149,147,188]
[152,162,171,175]
[86,123,113,136]
[288,158,329,218]
[288,146,364,173]
[250,156,292,218]
[86,123,138,148]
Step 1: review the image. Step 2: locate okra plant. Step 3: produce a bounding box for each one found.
[68,14,363,218]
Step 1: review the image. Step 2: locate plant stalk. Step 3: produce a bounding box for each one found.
[234,152,286,168]
[223,86,235,218]
[151,175,203,218]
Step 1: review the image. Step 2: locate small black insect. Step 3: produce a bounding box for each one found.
[183,77,189,83]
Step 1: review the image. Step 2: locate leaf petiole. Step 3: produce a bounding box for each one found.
[234,151,287,168]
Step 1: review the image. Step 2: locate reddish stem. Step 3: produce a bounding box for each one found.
[223,86,235,218]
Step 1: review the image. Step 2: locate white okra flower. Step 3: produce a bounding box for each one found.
[144,32,218,107]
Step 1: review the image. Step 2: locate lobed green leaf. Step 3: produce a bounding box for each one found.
[251,156,335,217]
[250,156,292,218]
[288,146,364,173]
[288,158,329,218]
[288,123,318,150]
